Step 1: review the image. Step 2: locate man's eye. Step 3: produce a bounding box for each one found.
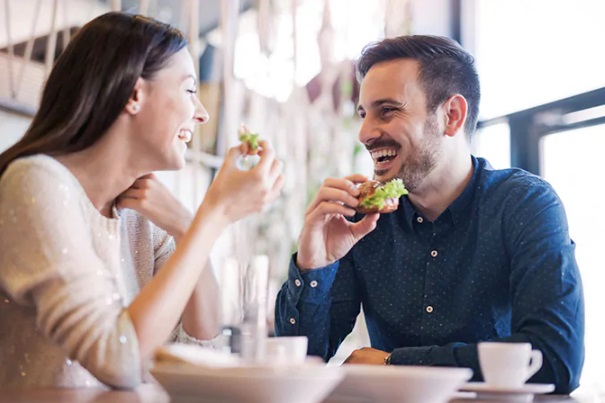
[382,107,396,115]
[358,112,366,119]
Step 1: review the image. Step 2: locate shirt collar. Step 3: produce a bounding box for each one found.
[398,155,485,227]
[448,155,484,225]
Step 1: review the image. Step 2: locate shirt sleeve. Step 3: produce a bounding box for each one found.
[388,179,584,395]
[0,161,142,389]
[274,253,361,361]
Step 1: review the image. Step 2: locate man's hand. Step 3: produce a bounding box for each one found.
[117,173,193,242]
[296,174,380,270]
[343,347,390,365]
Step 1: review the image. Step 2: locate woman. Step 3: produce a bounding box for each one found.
[0,12,283,389]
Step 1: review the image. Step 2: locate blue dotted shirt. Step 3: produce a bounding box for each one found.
[275,156,584,394]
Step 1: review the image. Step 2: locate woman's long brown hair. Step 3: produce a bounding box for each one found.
[0,12,188,176]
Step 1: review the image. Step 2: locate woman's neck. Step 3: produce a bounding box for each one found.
[55,140,141,218]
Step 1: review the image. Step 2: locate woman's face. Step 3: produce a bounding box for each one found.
[133,48,208,171]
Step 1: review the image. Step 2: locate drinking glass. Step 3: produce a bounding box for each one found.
[220,255,269,364]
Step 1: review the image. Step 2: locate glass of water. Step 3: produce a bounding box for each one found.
[220,255,269,364]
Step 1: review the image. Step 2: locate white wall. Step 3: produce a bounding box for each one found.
[410,0,453,37]
[0,110,30,152]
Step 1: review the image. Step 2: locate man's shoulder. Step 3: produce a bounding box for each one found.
[476,158,557,202]
[477,161,560,213]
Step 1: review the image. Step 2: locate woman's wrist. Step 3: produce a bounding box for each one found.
[195,197,231,231]
[170,210,194,243]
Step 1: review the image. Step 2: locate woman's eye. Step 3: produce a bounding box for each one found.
[187,89,197,94]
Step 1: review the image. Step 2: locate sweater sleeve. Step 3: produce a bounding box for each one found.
[0,160,142,389]
[152,224,176,275]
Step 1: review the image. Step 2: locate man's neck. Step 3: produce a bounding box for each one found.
[407,153,473,222]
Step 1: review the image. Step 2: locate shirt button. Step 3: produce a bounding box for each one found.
[416,216,424,223]
[289,317,296,325]
[310,280,318,288]
[426,306,434,313]
[430,250,438,257]
[294,279,302,287]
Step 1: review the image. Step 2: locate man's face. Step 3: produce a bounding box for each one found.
[357,59,443,191]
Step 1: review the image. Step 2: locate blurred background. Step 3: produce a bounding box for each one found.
[1,0,603,394]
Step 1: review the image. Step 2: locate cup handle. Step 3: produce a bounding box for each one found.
[525,349,543,381]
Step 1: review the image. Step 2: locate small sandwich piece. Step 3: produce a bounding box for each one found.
[238,124,260,155]
[355,178,408,214]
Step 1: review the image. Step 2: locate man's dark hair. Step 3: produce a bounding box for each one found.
[356,35,481,138]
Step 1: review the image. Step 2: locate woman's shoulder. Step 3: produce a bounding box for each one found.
[0,154,87,213]
[2,154,75,187]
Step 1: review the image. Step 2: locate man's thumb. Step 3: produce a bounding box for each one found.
[350,213,379,241]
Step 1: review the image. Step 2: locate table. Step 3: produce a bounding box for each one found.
[1,384,602,403]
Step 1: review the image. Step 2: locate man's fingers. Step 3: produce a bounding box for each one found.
[349,213,379,241]
[306,201,356,219]
[306,187,359,214]
[323,177,363,197]
[343,173,369,185]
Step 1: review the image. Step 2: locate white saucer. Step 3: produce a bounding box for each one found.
[459,382,555,402]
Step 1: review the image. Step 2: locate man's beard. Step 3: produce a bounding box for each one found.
[376,115,441,191]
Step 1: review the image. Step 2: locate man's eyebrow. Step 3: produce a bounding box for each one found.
[357,98,404,113]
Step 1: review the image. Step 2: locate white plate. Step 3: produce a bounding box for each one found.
[151,361,344,403]
[459,382,555,402]
[326,365,473,403]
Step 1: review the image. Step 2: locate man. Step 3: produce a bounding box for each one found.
[274,35,584,394]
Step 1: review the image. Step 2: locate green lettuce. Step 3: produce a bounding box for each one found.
[359,178,408,210]
[239,132,259,150]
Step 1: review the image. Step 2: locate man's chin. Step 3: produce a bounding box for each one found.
[373,167,399,183]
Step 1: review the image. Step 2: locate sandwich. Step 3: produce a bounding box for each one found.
[238,126,260,155]
[237,124,261,170]
[355,178,408,214]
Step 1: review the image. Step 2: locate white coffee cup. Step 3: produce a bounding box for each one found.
[265,336,308,365]
[478,342,542,388]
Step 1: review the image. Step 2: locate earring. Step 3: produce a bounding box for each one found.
[132,103,140,113]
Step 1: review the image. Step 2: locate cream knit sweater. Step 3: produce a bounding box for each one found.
[0,155,188,389]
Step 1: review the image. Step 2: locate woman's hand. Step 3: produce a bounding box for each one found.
[117,174,193,241]
[203,140,284,224]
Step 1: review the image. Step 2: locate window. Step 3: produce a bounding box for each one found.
[466,0,605,389]
[541,125,605,387]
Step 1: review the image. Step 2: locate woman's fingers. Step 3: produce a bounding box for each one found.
[254,140,276,174]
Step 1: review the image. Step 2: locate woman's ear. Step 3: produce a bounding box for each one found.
[125,78,145,115]
[443,94,468,137]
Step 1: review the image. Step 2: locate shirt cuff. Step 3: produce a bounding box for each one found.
[286,254,340,302]
[389,346,435,366]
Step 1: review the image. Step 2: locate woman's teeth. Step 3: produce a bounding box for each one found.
[178,130,192,143]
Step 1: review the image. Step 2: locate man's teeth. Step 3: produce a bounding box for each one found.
[370,149,397,161]
[178,130,192,142]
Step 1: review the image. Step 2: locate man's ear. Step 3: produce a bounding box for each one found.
[125,77,145,115]
[442,94,468,137]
